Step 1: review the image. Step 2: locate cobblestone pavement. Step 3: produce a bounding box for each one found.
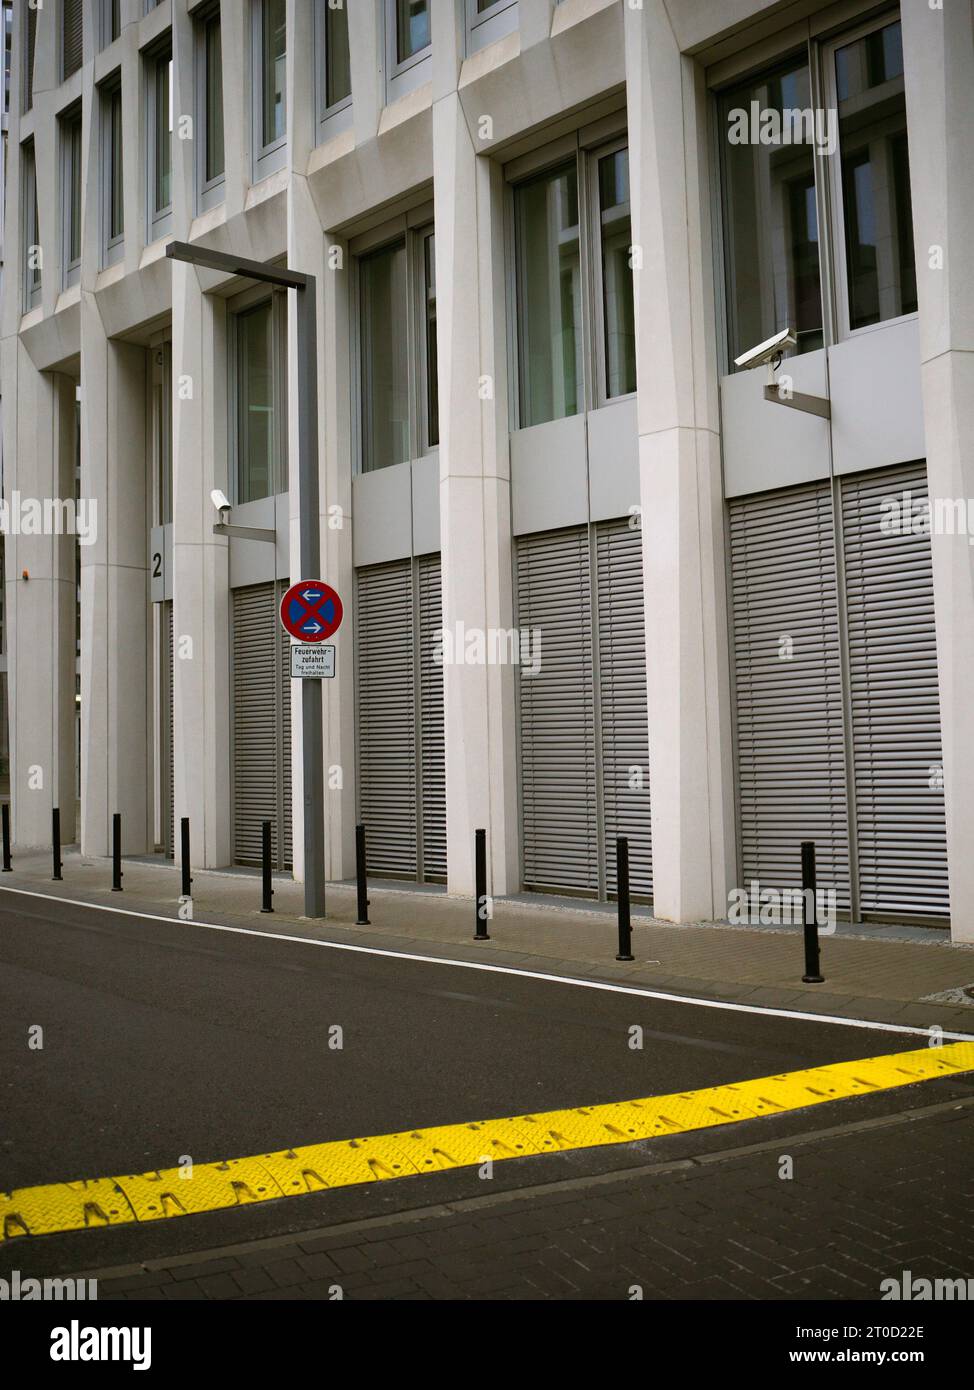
[87,1093,974,1302]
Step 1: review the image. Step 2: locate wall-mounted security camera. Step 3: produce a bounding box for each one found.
[210,489,232,518]
[734,326,798,373]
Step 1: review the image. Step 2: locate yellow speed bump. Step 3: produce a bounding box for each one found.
[3,1039,972,1242]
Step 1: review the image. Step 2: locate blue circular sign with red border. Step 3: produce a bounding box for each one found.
[280,581,344,643]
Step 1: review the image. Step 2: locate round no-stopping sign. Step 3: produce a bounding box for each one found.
[280,580,344,643]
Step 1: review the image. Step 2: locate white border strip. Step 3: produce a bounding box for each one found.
[2,883,971,1042]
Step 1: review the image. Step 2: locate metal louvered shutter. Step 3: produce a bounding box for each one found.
[516,527,598,893]
[62,0,83,80]
[417,553,446,880]
[841,465,948,918]
[596,518,652,897]
[232,583,287,868]
[163,600,174,858]
[356,560,417,877]
[729,483,851,910]
[279,588,293,871]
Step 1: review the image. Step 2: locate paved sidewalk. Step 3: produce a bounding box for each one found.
[2,847,973,1034]
[84,1092,974,1301]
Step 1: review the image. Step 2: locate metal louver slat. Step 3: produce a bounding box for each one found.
[418,553,446,880]
[516,527,598,893]
[232,583,282,868]
[729,483,851,911]
[356,560,417,878]
[841,464,948,917]
[596,518,652,897]
[62,0,83,79]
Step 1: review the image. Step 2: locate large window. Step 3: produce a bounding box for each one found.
[513,140,634,429]
[22,139,41,308]
[60,107,82,287]
[197,4,224,207]
[317,0,351,132]
[358,225,438,472]
[386,0,430,101]
[718,12,916,367]
[146,43,173,238]
[101,0,120,48]
[102,79,124,263]
[254,0,286,175]
[831,19,916,331]
[234,295,287,504]
[466,0,518,55]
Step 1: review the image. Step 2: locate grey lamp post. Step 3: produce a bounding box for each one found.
[166,241,326,919]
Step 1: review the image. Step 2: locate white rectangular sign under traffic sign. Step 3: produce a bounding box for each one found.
[290,644,336,679]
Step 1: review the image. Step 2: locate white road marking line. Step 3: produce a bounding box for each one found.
[1,882,971,1042]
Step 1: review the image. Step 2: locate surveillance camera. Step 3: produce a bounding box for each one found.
[734,327,798,372]
[210,489,232,516]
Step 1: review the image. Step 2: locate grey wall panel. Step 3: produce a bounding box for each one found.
[721,350,831,499]
[729,483,852,909]
[411,454,441,557]
[588,399,640,525]
[829,319,925,476]
[841,464,948,917]
[511,414,589,537]
[596,518,652,896]
[352,461,413,567]
[228,495,278,588]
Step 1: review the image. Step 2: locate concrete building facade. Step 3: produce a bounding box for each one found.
[2,0,971,940]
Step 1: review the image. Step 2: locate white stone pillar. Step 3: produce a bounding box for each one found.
[2,348,77,848]
[171,262,232,870]
[78,302,151,856]
[902,1,974,943]
[432,9,519,898]
[624,2,736,923]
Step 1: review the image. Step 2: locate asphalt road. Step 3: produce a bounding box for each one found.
[1,888,968,1277]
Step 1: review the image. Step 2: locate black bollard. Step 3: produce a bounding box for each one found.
[180,817,192,899]
[112,812,123,891]
[1,804,11,872]
[355,823,370,925]
[474,827,490,940]
[261,821,274,913]
[52,808,62,881]
[615,837,634,961]
[801,840,824,983]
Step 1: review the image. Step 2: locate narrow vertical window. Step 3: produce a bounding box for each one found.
[109,84,124,243]
[514,162,582,427]
[23,140,41,306]
[396,0,430,64]
[424,232,438,449]
[235,298,286,504]
[718,57,824,365]
[261,0,286,149]
[360,242,409,472]
[597,147,636,399]
[204,9,224,184]
[23,0,37,112]
[62,0,83,81]
[834,18,916,330]
[324,0,351,109]
[61,108,83,286]
[147,45,172,236]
